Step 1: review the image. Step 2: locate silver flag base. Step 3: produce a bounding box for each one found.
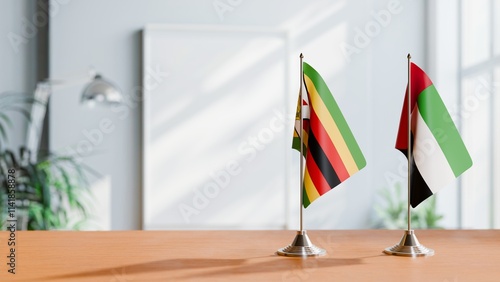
[277,230,326,257]
[384,230,434,257]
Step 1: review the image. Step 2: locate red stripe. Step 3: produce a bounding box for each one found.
[395,63,434,150]
[303,120,310,133]
[309,107,350,181]
[411,63,433,93]
[305,149,331,195]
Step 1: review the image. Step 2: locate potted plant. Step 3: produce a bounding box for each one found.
[373,182,444,229]
[0,92,94,230]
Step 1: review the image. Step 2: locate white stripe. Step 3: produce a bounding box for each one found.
[294,104,310,136]
[412,107,456,193]
[294,83,310,136]
[301,82,310,119]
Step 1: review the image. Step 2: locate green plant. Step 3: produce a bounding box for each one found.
[373,182,444,229]
[0,92,94,230]
[0,148,94,230]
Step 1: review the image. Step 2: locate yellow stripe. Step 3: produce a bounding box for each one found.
[294,122,309,147]
[304,167,320,202]
[303,74,359,175]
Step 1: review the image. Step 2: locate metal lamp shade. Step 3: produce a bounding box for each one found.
[81,74,122,105]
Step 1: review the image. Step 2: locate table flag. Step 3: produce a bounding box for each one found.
[395,62,472,207]
[293,62,366,208]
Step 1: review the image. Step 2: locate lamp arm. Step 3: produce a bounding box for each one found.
[25,82,51,162]
[44,68,96,91]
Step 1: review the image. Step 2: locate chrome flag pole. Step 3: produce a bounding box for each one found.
[383,54,434,257]
[277,53,325,257]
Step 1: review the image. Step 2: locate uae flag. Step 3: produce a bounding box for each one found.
[395,62,473,208]
[293,62,366,208]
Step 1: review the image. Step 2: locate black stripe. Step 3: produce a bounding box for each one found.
[410,158,433,208]
[307,129,341,189]
[398,134,434,208]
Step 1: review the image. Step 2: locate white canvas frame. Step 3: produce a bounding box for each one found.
[142,24,292,230]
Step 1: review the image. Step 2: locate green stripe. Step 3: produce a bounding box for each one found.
[292,136,306,157]
[417,85,473,176]
[303,62,366,170]
[292,136,301,151]
[303,185,311,208]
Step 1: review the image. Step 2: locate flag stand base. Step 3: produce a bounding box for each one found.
[383,230,434,257]
[277,230,326,257]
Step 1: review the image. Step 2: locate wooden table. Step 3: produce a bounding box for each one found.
[0,230,499,281]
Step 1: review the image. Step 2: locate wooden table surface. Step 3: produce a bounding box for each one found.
[0,230,499,281]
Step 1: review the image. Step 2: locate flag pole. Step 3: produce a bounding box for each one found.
[277,53,325,257]
[299,53,304,232]
[407,53,412,232]
[383,53,434,257]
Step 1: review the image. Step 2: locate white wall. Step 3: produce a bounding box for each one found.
[0,0,38,150]
[49,0,426,230]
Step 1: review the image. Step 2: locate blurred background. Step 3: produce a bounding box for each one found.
[0,0,498,230]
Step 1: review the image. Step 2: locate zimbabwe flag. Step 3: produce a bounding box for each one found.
[293,62,366,208]
[395,62,472,207]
